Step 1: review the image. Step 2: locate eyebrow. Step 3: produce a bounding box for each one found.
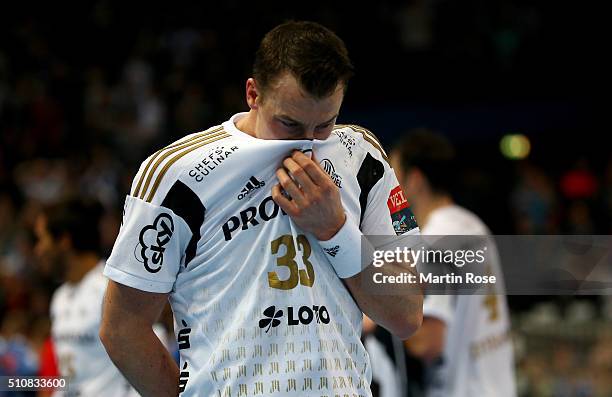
[277,114,339,127]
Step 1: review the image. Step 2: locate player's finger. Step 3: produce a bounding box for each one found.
[271,183,298,216]
[275,168,307,207]
[293,150,331,187]
[282,157,317,194]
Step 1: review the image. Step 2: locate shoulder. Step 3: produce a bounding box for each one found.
[129,124,237,205]
[84,264,108,292]
[331,124,393,193]
[50,284,70,313]
[332,124,390,166]
[454,207,490,234]
[425,205,490,235]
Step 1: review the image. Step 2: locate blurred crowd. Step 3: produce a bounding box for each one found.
[0,2,609,396]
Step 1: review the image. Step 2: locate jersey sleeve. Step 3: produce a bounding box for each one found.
[360,155,419,237]
[422,294,454,325]
[104,195,192,293]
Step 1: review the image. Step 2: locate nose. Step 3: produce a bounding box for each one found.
[301,129,315,140]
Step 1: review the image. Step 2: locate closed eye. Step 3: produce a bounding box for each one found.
[281,120,299,128]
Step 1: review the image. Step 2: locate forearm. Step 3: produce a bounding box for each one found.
[101,325,178,397]
[345,262,423,339]
[270,151,423,337]
[100,281,178,397]
[404,317,446,363]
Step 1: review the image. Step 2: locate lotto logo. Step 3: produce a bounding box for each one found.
[287,305,330,326]
[258,305,330,332]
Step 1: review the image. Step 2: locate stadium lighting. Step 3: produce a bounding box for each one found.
[500,134,531,160]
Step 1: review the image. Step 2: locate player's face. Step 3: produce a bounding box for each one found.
[33,214,63,271]
[252,73,344,140]
[390,151,418,200]
[390,152,403,178]
[34,214,53,259]
[390,152,407,189]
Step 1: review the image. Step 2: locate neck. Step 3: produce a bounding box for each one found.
[413,193,454,229]
[235,110,257,137]
[66,252,99,284]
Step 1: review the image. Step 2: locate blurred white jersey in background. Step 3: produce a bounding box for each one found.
[421,205,516,397]
[50,262,137,397]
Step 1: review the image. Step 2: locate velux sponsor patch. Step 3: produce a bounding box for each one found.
[387,186,418,235]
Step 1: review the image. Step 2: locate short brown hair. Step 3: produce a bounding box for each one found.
[394,129,456,195]
[253,21,354,98]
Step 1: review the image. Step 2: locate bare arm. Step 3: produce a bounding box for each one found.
[404,316,446,363]
[99,281,178,397]
[345,261,423,339]
[273,151,423,339]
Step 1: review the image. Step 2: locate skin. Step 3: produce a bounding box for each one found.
[100,282,177,396]
[390,150,453,362]
[390,154,453,229]
[34,214,100,285]
[100,73,423,396]
[235,72,342,142]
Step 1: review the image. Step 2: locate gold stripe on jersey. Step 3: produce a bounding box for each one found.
[137,128,227,200]
[145,133,230,202]
[132,126,224,197]
[348,124,386,153]
[349,124,384,147]
[334,124,389,163]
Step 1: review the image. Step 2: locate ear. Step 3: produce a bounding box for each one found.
[409,168,428,192]
[245,78,260,110]
[58,233,72,252]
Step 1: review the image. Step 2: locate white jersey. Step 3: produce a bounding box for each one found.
[363,335,406,397]
[50,262,137,397]
[104,113,419,397]
[421,205,516,397]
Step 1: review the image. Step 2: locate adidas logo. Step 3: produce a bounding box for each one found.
[323,245,340,257]
[238,176,266,200]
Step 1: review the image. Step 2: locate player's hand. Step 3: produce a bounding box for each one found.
[272,150,346,241]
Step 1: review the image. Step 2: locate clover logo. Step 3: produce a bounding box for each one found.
[258,305,283,333]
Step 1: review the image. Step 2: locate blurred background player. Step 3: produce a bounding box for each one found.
[391,130,516,397]
[362,314,423,397]
[34,198,139,396]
